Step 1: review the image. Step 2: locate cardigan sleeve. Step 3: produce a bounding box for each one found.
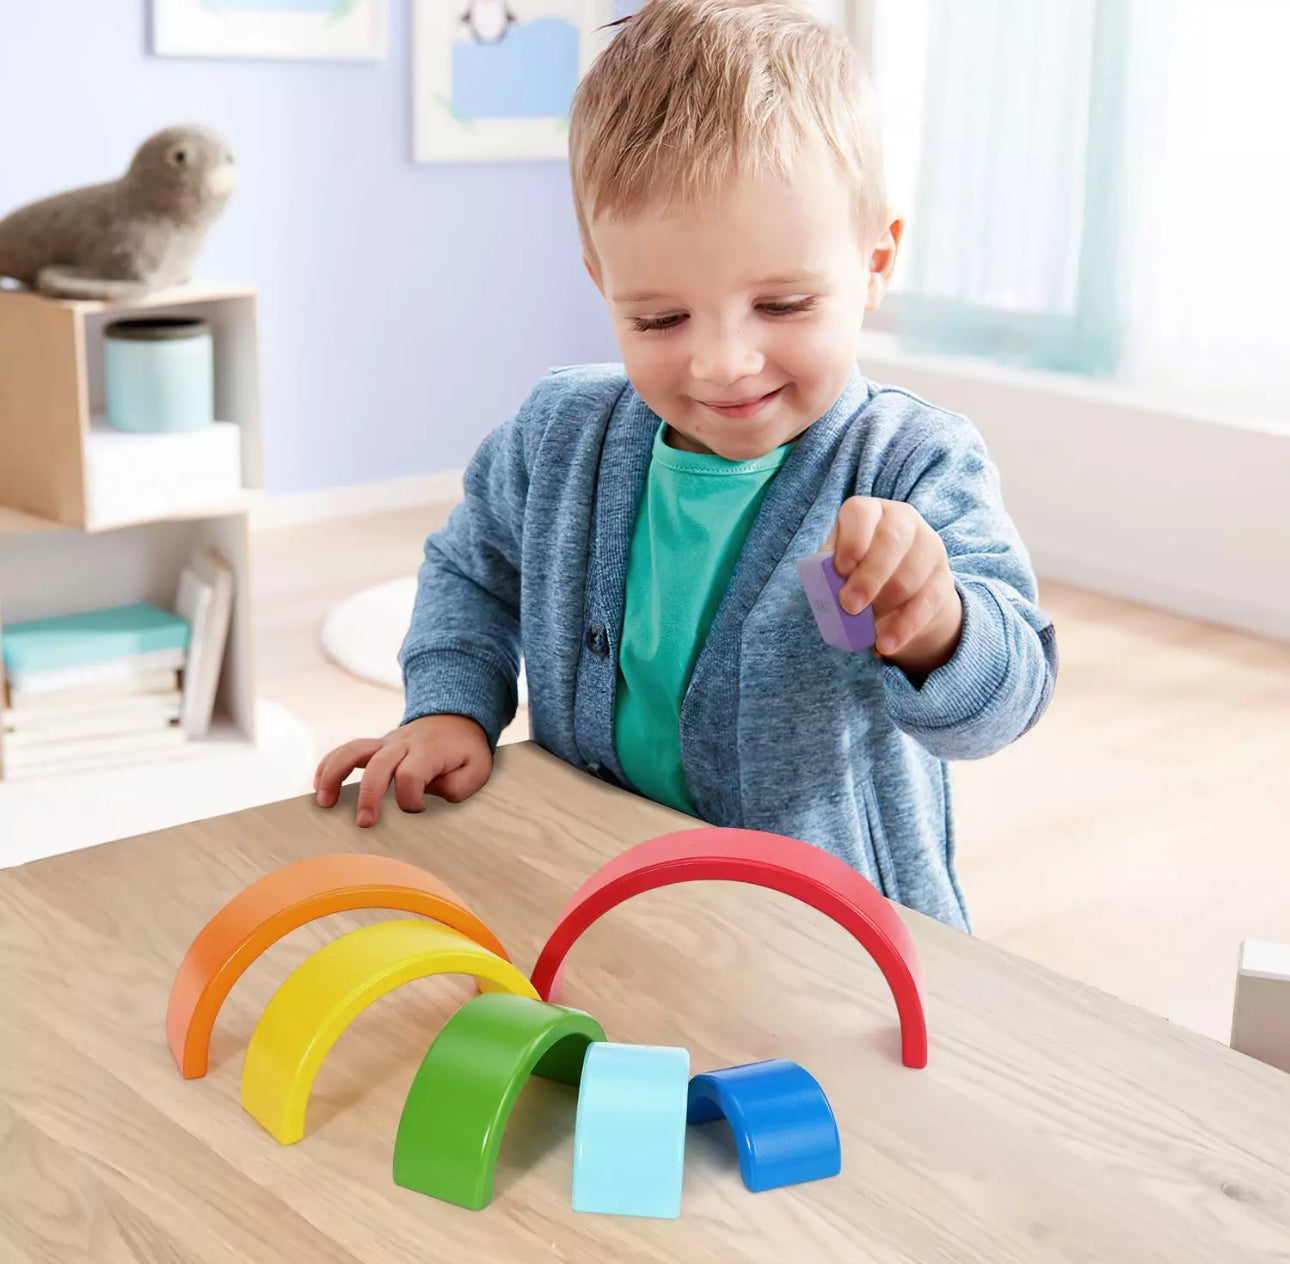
[875,413,1058,760]
[397,384,546,746]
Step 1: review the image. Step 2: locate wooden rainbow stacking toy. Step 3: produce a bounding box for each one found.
[167,829,928,1217]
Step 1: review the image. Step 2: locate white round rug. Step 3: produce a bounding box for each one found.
[320,576,528,704]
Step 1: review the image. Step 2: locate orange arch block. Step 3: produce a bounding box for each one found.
[167,854,508,1079]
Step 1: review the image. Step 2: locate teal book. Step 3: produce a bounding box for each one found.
[2,603,191,675]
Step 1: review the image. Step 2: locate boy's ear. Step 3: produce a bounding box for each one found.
[583,254,604,295]
[865,216,904,312]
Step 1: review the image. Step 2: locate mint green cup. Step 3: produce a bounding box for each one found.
[103,317,214,433]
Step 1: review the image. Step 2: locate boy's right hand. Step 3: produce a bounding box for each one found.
[313,713,493,828]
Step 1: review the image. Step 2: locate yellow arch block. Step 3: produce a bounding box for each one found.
[241,919,539,1144]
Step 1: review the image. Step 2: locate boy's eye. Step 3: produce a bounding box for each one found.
[760,297,818,317]
[630,313,687,333]
[627,296,817,333]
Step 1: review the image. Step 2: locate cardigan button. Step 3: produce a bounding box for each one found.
[586,623,610,657]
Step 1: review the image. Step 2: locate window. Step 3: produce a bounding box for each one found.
[863,0,1290,425]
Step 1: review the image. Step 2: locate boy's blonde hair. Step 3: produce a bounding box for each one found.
[569,0,887,265]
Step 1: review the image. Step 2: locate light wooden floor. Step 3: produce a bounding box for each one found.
[251,504,1290,1045]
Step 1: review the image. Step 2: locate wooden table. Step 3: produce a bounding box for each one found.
[3,743,1289,1262]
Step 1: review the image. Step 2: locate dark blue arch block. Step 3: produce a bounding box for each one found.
[687,1059,841,1193]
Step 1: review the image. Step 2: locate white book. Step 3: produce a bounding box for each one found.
[1,724,188,780]
[7,648,187,697]
[176,547,234,737]
[176,566,214,735]
[3,691,183,744]
[5,669,181,711]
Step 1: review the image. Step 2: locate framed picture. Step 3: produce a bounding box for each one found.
[152,0,387,61]
[412,0,616,163]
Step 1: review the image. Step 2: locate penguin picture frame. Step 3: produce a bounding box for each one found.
[412,0,616,163]
[152,0,387,62]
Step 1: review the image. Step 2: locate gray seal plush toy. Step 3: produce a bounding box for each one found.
[0,125,236,301]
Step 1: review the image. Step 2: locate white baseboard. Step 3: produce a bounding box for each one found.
[250,471,465,531]
[859,334,1290,641]
[1033,546,1289,643]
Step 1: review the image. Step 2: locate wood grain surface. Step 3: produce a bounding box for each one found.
[2,742,1289,1262]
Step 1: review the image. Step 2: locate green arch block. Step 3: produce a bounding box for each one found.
[393,992,606,1210]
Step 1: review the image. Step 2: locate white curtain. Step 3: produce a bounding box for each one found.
[1116,0,1290,425]
[869,0,1290,427]
[896,0,1098,316]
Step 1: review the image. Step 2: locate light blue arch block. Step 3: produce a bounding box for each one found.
[687,1059,841,1192]
[572,1043,689,1219]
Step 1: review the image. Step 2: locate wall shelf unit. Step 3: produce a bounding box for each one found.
[0,283,310,861]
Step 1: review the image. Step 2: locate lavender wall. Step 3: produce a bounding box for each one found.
[0,1,621,494]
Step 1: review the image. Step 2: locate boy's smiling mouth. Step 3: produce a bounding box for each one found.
[699,386,785,419]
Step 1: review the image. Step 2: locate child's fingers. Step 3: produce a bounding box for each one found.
[869,530,943,619]
[839,505,916,615]
[355,744,405,827]
[874,576,942,656]
[428,754,491,804]
[830,497,882,573]
[392,747,456,814]
[314,752,338,794]
[313,747,349,791]
[315,738,382,806]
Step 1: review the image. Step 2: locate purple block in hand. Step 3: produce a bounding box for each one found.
[797,552,877,653]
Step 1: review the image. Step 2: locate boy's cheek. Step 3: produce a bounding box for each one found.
[618,344,670,389]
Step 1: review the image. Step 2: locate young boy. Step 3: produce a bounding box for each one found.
[314,0,1057,932]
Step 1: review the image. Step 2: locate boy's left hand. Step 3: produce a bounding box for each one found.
[825,496,964,677]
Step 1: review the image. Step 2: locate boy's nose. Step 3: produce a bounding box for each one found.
[691,333,764,386]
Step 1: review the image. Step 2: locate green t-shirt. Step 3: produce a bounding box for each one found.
[614,423,793,814]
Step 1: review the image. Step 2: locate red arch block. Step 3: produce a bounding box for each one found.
[529,828,929,1069]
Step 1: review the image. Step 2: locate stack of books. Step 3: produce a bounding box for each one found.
[0,548,235,780]
[1,602,190,778]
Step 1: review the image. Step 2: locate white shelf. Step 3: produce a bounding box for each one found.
[0,283,265,531]
[45,281,259,315]
[0,701,315,869]
[83,291,266,510]
[0,506,66,537]
[0,280,284,862]
[0,512,259,753]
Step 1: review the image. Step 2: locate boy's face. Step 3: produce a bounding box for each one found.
[586,146,900,461]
